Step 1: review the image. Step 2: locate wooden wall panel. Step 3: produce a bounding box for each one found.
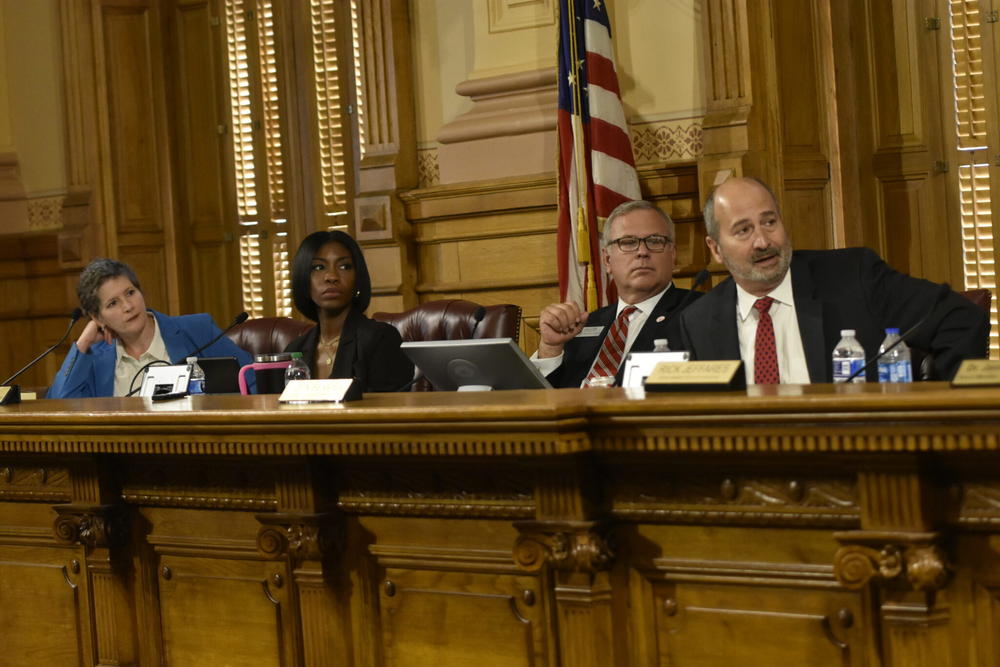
[866,0,952,282]
[94,0,179,312]
[0,547,88,666]
[0,236,77,390]
[651,581,861,665]
[168,0,242,323]
[157,555,285,666]
[379,567,547,666]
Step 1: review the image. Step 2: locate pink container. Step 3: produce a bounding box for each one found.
[238,359,292,395]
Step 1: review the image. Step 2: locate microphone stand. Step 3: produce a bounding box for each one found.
[2,308,83,404]
[843,283,951,383]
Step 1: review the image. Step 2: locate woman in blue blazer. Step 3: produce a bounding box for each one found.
[48,258,252,398]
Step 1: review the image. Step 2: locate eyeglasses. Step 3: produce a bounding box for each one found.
[607,234,672,253]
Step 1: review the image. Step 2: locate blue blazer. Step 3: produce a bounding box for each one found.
[48,310,253,398]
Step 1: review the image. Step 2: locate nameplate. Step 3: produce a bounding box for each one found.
[0,385,20,405]
[577,326,604,338]
[279,378,356,404]
[952,359,1000,387]
[644,360,744,392]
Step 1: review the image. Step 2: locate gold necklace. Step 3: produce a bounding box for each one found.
[317,335,340,366]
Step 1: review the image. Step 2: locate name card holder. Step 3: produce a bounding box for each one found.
[0,385,20,405]
[951,359,1000,387]
[643,360,745,392]
[278,378,362,404]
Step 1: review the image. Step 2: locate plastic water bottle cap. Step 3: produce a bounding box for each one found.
[186,356,196,363]
[885,327,899,335]
[840,329,855,336]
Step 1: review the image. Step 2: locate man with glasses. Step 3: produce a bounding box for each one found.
[532,200,700,387]
[678,176,988,382]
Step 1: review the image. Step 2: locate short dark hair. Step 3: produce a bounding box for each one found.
[77,258,142,316]
[291,230,372,321]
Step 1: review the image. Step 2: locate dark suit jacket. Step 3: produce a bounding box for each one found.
[678,248,989,382]
[284,309,414,392]
[546,286,699,388]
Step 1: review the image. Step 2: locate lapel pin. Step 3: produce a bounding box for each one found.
[656,315,666,323]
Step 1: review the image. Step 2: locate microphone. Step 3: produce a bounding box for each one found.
[673,268,711,314]
[469,306,487,339]
[2,308,83,387]
[396,371,425,392]
[125,311,248,398]
[844,282,951,382]
[181,311,249,361]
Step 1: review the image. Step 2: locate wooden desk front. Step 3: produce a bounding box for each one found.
[0,384,998,666]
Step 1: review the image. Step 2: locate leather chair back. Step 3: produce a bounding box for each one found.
[372,300,522,391]
[225,302,521,390]
[225,317,312,358]
[371,299,522,343]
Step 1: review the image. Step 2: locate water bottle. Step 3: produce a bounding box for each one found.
[652,338,670,352]
[877,328,913,383]
[187,356,205,394]
[284,352,311,386]
[832,329,866,383]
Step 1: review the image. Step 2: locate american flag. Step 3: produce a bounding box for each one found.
[557,0,640,310]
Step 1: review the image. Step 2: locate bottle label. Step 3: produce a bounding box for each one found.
[833,358,865,383]
[878,360,912,383]
[188,379,204,395]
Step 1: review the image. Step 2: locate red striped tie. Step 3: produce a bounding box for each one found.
[584,305,637,387]
[753,297,779,384]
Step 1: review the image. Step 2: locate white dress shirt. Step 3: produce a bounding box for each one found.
[735,270,811,384]
[113,313,170,396]
[532,285,672,385]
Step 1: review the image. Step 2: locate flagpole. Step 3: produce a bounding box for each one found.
[565,0,597,311]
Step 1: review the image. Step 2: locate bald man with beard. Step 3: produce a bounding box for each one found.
[678,177,988,383]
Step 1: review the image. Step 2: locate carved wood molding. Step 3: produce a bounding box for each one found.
[0,463,72,502]
[0,435,591,457]
[612,474,858,527]
[52,503,128,550]
[255,513,338,563]
[513,520,613,573]
[338,498,533,518]
[833,531,950,592]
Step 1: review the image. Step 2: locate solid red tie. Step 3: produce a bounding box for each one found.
[584,305,638,387]
[753,297,779,384]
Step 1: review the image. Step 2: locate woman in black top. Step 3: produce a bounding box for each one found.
[284,230,413,392]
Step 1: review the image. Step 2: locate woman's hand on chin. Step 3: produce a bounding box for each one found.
[76,319,116,353]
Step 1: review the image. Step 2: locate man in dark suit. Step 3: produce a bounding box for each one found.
[533,200,699,388]
[679,177,988,382]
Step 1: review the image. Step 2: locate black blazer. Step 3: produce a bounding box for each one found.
[678,248,989,382]
[284,309,414,392]
[546,285,699,388]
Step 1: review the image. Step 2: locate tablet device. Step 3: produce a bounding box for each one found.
[401,338,553,391]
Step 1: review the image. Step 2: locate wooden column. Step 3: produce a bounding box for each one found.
[833,464,951,667]
[52,458,135,666]
[352,0,418,312]
[514,458,615,666]
[255,462,343,666]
